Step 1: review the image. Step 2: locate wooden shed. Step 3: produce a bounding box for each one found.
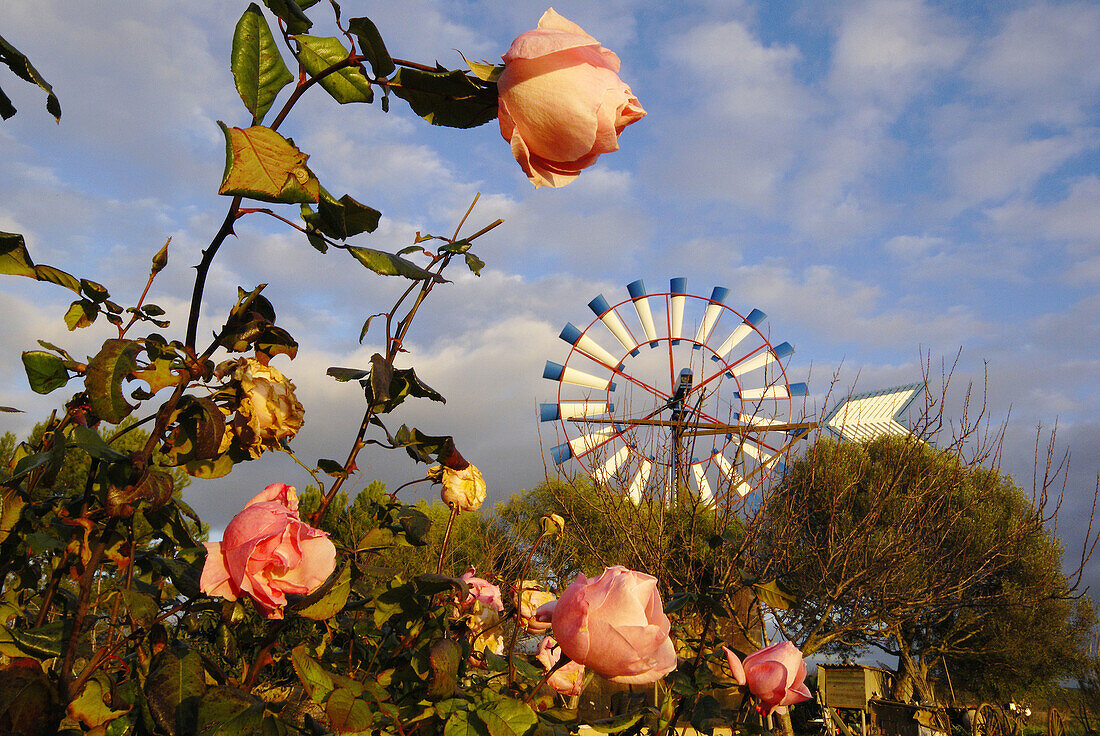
[819,664,895,710]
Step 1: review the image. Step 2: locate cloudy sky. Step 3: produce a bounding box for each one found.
[1,1,1097,593]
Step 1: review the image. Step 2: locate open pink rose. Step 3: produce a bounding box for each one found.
[537,637,586,696]
[200,483,336,619]
[498,8,645,188]
[723,641,812,716]
[549,565,676,684]
[460,568,504,613]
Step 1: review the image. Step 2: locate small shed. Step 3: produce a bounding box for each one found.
[819,664,895,710]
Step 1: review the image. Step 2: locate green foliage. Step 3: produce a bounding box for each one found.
[231,3,294,123]
[295,35,374,104]
[759,434,1094,700]
[390,67,498,128]
[0,32,60,121]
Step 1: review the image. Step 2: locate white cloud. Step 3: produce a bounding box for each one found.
[828,0,966,110]
[966,1,1100,126]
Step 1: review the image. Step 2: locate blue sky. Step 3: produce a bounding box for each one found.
[1,0,1097,594]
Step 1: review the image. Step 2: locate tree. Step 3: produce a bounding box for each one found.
[753,433,1096,700]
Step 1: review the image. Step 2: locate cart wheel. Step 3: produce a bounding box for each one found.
[1046,708,1065,736]
[973,703,1006,736]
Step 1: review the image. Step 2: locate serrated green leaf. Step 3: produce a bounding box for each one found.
[0,231,34,277]
[474,694,538,736]
[391,67,497,128]
[21,350,68,394]
[0,620,68,659]
[297,564,350,620]
[291,644,335,704]
[0,33,61,121]
[753,579,797,609]
[79,278,109,302]
[446,710,489,736]
[33,264,81,293]
[326,688,373,732]
[590,712,644,734]
[464,252,485,276]
[295,35,372,104]
[217,123,319,203]
[261,0,312,34]
[326,367,368,382]
[196,687,267,735]
[70,426,127,461]
[346,245,438,280]
[84,339,140,424]
[146,649,207,736]
[347,17,394,77]
[64,299,98,330]
[304,188,381,240]
[232,4,294,123]
[316,458,348,478]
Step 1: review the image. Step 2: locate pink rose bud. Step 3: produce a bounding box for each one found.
[200,483,336,619]
[550,566,677,684]
[723,642,813,716]
[460,568,504,613]
[498,8,646,188]
[513,580,556,634]
[537,636,586,696]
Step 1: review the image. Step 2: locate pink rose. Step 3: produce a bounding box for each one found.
[537,637,586,697]
[513,580,556,634]
[723,642,812,716]
[460,568,504,613]
[498,8,646,188]
[200,483,336,619]
[549,565,676,684]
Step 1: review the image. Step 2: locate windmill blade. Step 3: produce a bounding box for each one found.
[691,462,714,503]
[594,445,631,485]
[693,286,729,347]
[627,279,659,344]
[727,342,793,378]
[712,308,766,360]
[543,361,617,391]
[824,383,924,441]
[589,295,640,354]
[735,382,808,401]
[540,400,613,422]
[711,451,752,497]
[669,277,687,344]
[628,459,652,503]
[560,322,621,369]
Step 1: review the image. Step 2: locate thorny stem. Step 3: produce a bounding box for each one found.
[435,505,460,575]
[59,517,119,701]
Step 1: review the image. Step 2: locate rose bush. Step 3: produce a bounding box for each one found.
[540,565,677,684]
[200,483,336,619]
[498,8,646,188]
[723,641,812,716]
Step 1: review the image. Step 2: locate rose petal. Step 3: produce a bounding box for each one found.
[199,542,238,600]
[723,646,747,685]
[272,535,337,593]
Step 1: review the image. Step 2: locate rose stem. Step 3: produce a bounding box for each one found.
[436,504,460,575]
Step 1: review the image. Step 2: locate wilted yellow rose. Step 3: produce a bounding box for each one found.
[433,463,487,511]
[513,580,555,635]
[217,357,305,458]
